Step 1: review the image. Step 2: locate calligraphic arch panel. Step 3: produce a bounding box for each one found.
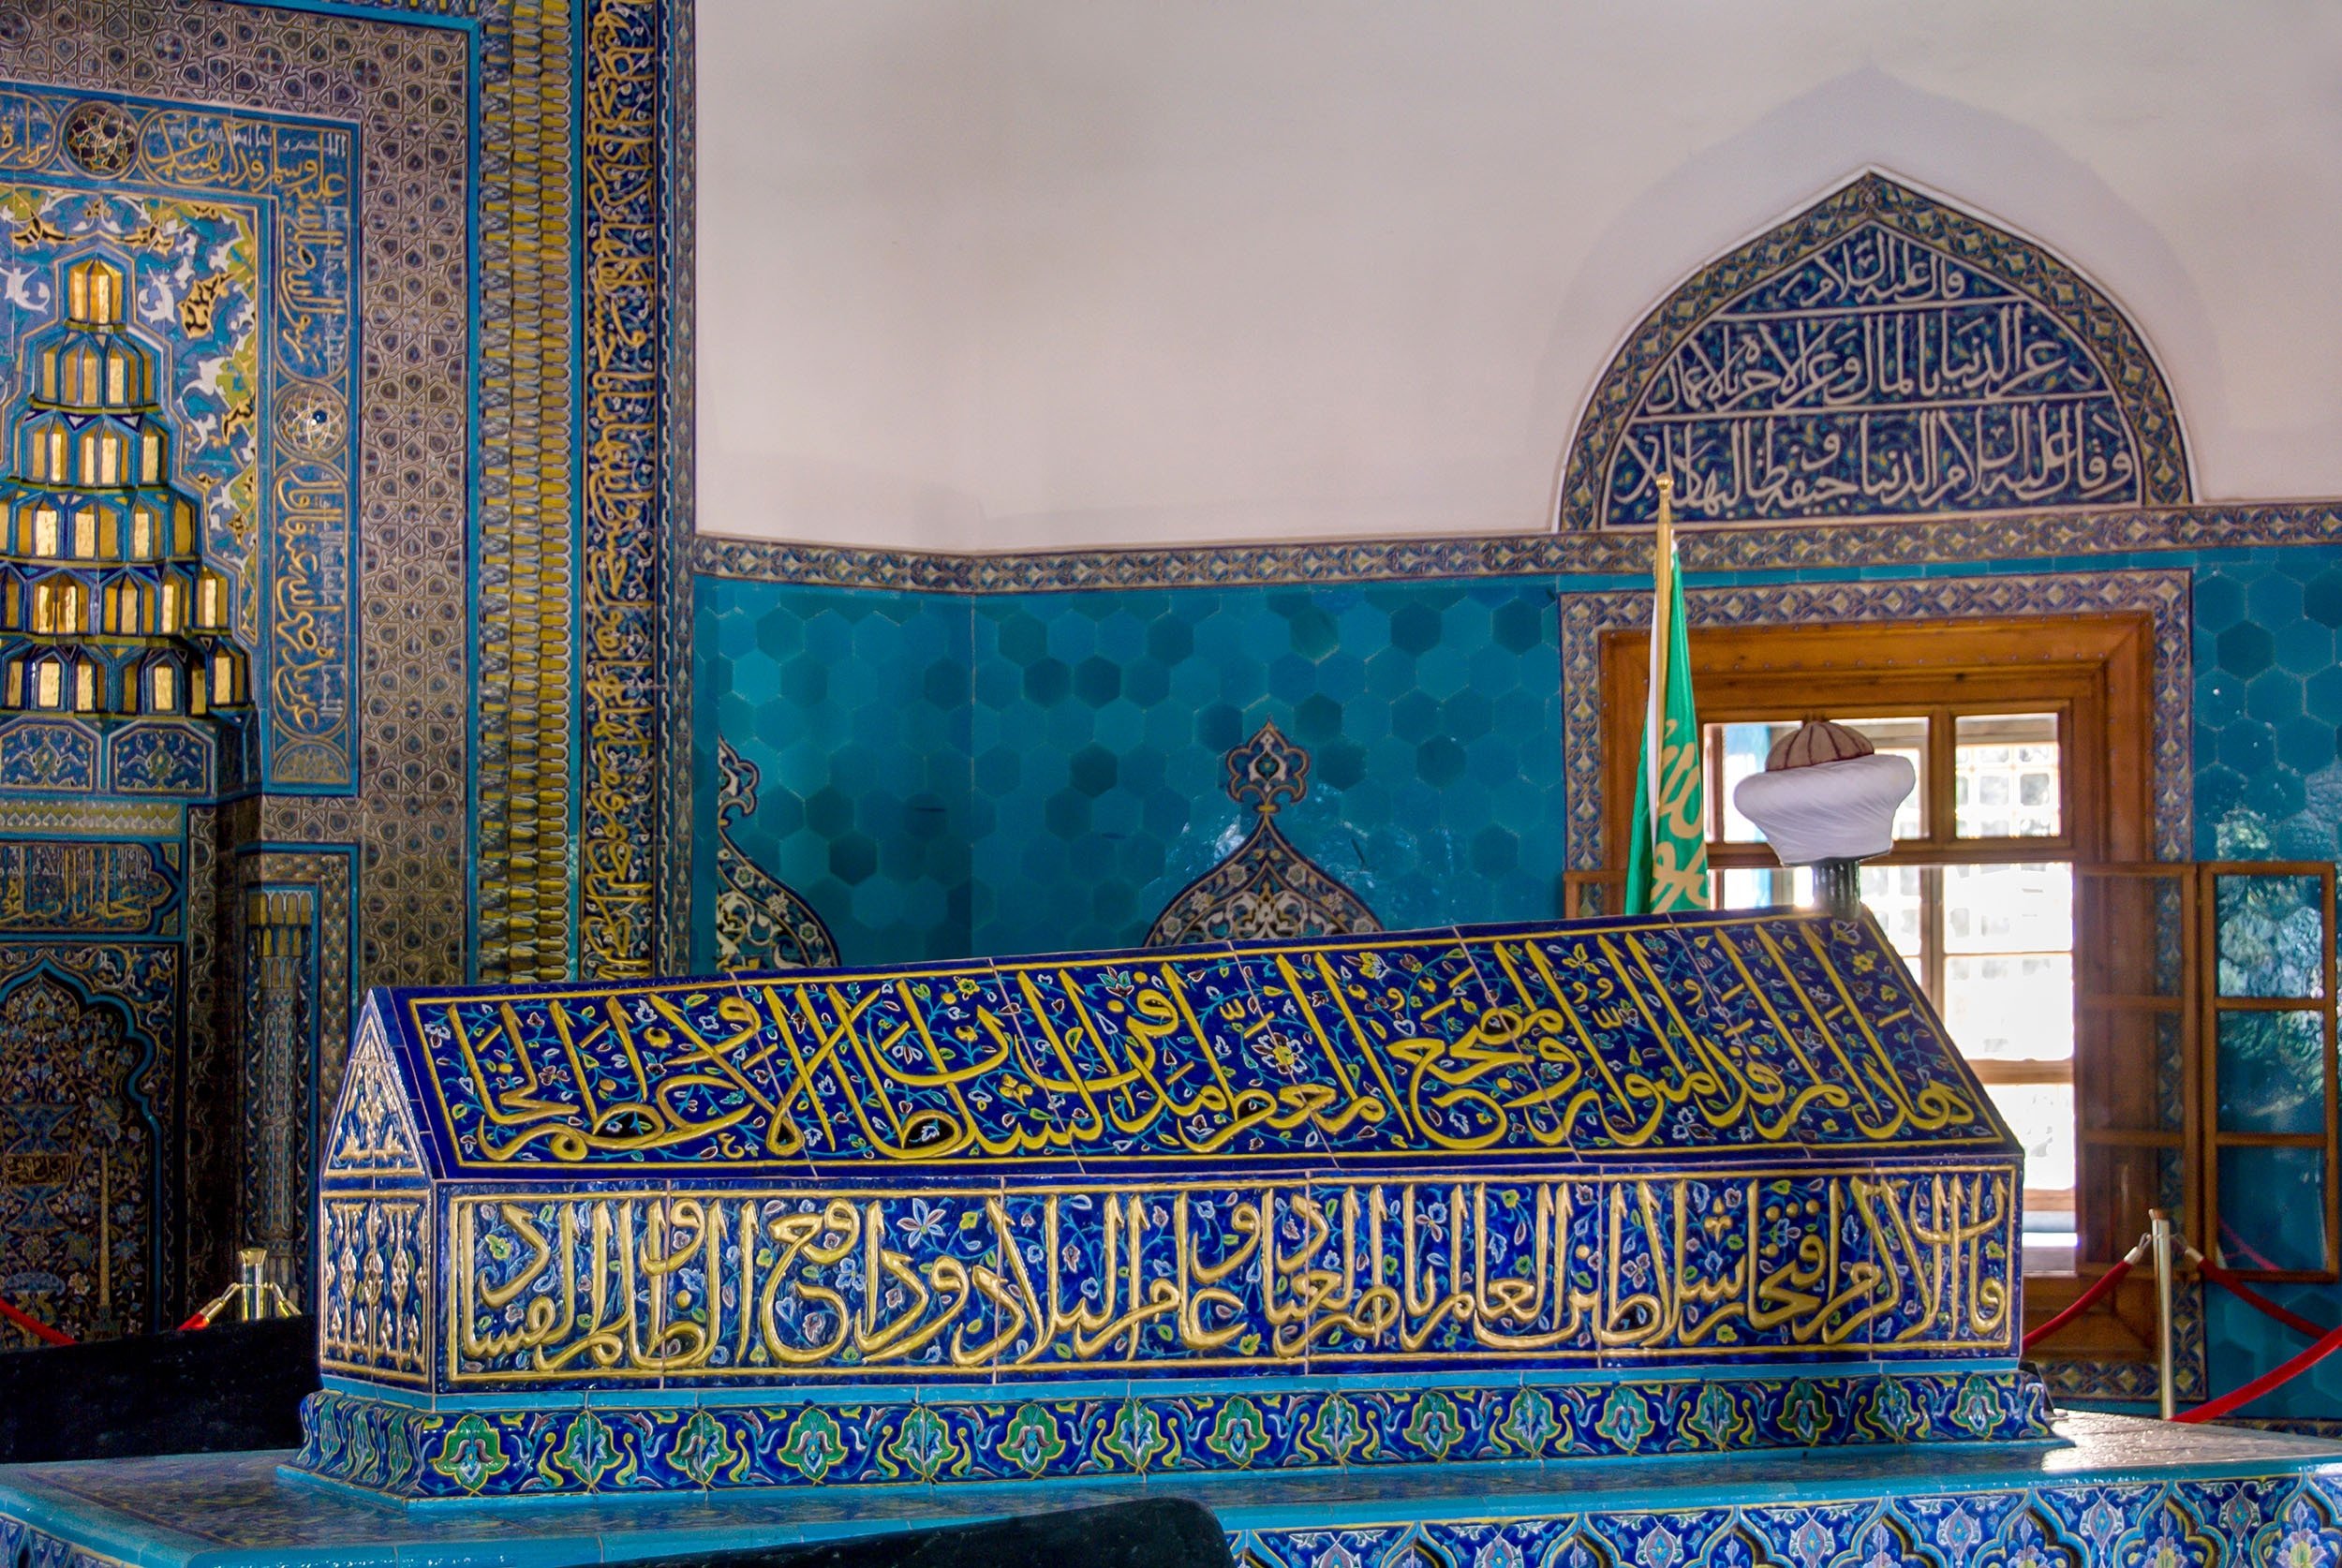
[1560,173,2190,532]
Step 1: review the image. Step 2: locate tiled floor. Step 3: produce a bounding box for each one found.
[6,1415,2340,1568]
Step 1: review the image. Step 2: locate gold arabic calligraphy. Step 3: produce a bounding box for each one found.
[421,920,1983,1168]
[430,1169,2015,1385]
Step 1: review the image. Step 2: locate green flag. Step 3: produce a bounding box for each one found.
[1623,475,1710,915]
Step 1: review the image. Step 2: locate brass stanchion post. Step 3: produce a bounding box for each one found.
[2151,1209,2177,1419]
[237,1247,269,1323]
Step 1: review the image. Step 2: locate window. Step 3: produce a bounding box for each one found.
[1705,709,2081,1268]
[1594,615,2170,1343]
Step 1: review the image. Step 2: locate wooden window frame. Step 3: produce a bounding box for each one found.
[1591,614,2160,1351]
[2196,862,2340,1281]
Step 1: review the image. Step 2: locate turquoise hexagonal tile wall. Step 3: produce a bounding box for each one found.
[968,582,1564,955]
[693,576,1566,964]
[692,582,971,966]
[2197,550,2342,865]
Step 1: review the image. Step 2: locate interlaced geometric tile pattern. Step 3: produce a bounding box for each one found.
[693,581,971,966]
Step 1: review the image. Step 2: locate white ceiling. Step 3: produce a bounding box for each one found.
[696,1,2342,552]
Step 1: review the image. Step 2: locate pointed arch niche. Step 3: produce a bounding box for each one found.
[1558,174,2190,531]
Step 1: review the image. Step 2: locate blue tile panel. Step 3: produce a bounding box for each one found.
[376,912,2008,1176]
[325,1161,2019,1408]
[1608,222,2145,524]
[1561,174,2190,530]
[1221,1475,2342,1568]
[294,1370,2049,1500]
[298,908,2032,1496]
[310,912,2021,1394]
[692,575,1566,966]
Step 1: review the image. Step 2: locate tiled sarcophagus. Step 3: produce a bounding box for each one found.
[294,909,2049,1501]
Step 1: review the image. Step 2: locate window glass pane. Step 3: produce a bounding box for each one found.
[1709,723,1782,844]
[1717,865,1803,910]
[2216,1146,2330,1274]
[2216,1011,2329,1135]
[2215,873,2328,999]
[1955,711,2060,837]
[1941,863,2072,1061]
[1942,862,2071,952]
[1945,954,2074,1061]
[1860,863,1925,969]
[1708,717,1924,843]
[1988,1080,2075,1233]
[1718,863,1926,988]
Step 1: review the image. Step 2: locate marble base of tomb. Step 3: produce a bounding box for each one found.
[4,1415,2340,1568]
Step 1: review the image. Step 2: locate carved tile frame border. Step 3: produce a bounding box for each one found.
[215,0,665,983]
[687,503,2342,597]
[1557,570,2192,870]
[230,840,356,1294]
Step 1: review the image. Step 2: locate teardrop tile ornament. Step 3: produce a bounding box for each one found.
[713,738,841,970]
[1145,720,1380,947]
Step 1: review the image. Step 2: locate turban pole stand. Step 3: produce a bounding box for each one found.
[1812,858,1864,923]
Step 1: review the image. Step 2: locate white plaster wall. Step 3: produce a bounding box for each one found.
[696,1,2342,552]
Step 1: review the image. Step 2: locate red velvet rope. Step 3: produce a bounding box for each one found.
[0,1293,74,1348]
[2021,1257,2135,1351]
[2177,1317,2342,1424]
[2198,1261,2335,1341]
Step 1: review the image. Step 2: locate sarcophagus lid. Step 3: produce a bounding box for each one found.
[302,909,2044,1501]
